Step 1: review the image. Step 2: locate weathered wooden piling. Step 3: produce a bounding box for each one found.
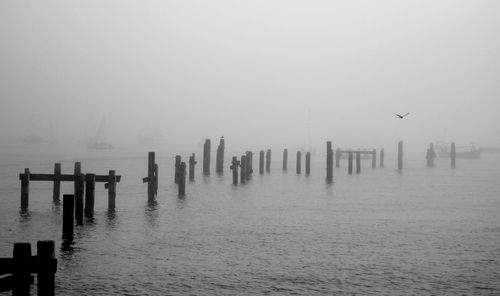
[296,151,302,174]
[372,149,377,168]
[335,148,341,168]
[62,194,74,240]
[12,242,31,296]
[175,155,181,184]
[265,149,271,172]
[74,163,84,212]
[53,163,61,202]
[240,155,247,184]
[203,139,211,175]
[283,149,288,170]
[356,152,361,174]
[245,151,253,177]
[154,164,158,193]
[259,150,265,174]
[20,168,30,209]
[451,142,456,168]
[326,142,333,180]
[84,173,95,218]
[304,151,310,175]
[37,240,55,296]
[178,162,186,195]
[189,153,197,181]
[398,141,403,170]
[75,192,83,225]
[380,148,385,168]
[216,137,224,174]
[230,156,239,185]
[348,151,353,175]
[106,170,116,209]
[426,144,436,167]
[144,152,156,203]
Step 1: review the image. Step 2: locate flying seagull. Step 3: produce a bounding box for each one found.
[395,112,410,119]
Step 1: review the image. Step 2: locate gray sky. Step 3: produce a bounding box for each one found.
[1,0,499,154]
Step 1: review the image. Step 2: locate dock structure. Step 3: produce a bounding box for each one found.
[19,163,121,210]
[335,149,379,174]
[398,141,403,170]
[259,150,265,174]
[203,139,211,175]
[240,155,247,184]
[305,152,311,175]
[174,155,181,184]
[178,162,186,195]
[245,151,253,178]
[326,141,333,181]
[230,156,240,185]
[283,149,288,171]
[265,149,271,172]
[142,152,158,204]
[188,153,197,181]
[296,151,302,174]
[216,137,225,174]
[0,240,57,296]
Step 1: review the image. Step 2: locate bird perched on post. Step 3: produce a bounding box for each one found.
[395,112,410,119]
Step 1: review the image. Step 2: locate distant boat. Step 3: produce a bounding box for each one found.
[435,142,480,159]
[88,117,112,150]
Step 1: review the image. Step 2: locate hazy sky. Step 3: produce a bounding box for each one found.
[1,0,499,153]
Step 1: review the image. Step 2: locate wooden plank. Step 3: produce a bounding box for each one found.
[0,258,57,275]
[95,175,121,183]
[20,174,120,182]
[338,150,374,155]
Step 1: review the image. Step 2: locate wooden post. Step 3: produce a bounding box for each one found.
[283,149,288,170]
[73,162,84,214]
[154,164,158,194]
[265,149,271,172]
[189,153,196,181]
[398,141,403,170]
[37,240,55,296]
[62,194,74,240]
[53,163,61,202]
[75,191,83,225]
[107,170,116,209]
[296,151,302,174]
[175,155,181,184]
[335,148,341,168]
[380,148,385,168]
[326,142,333,180]
[245,151,253,177]
[13,242,31,296]
[203,139,211,175]
[348,151,353,175]
[147,152,155,203]
[20,168,30,210]
[230,156,239,185]
[306,152,311,175]
[240,155,247,184]
[372,149,377,168]
[216,137,224,174]
[178,162,186,195]
[259,150,264,174]
[356,151,361,174]
[451,142,456,168]
[84,173,95,218]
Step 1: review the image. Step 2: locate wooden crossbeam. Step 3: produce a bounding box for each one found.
[19,173,121,183]
[337,150,375,155]
[0,257,57,275]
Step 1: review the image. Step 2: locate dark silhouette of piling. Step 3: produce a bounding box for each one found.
[175,155,181,184]
[398,141,403,170]
[240,155,247,184]
[203,139,211,175]
[451,142,456,168]
[75,192,83,225]
[426,144,436,167]
[265,149,271,172]
[37,240,55,296]
[380,148,385,168]
[20,168,30,209]
[216,137,224,174]
[326,142,333,180]
[296,151,302,174]
[335,148,341,168]
[74,163,84,214]
[283,149,288,170]
[348,151,353,175]
[259,150,265,174]
[154,164,158,194]
[372,149,377,168]
[12,242,31,296]
[245,151,253,178]
[230,156,239,185]
[53,163,61,202]
[107,170,116,209]
[146,152,156,203]
[305,152,311,175]
[178,162,186,195]
[84,173,95,218]
[356,152,361,174]
[62,194,74,240]
[189,153,197,181]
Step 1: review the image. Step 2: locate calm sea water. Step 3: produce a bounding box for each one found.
[1,151,499,295]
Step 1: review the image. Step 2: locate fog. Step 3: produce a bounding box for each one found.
[1,0,499,157]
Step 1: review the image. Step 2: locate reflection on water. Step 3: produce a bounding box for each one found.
[0,156,499,295]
